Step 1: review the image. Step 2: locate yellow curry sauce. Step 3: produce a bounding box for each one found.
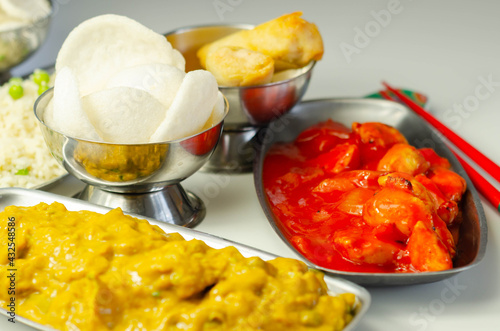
[0,203,356,330]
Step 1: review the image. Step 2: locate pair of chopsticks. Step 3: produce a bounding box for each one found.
[381,82,500,212]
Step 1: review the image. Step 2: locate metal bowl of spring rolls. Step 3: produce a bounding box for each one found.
[165,19,319,173]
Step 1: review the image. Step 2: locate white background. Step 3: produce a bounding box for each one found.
[4,0,500,330]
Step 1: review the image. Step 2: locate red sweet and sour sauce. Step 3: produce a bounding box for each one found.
[263,120,464,273]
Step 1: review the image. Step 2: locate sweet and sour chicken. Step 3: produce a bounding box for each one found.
[264,121,466,273]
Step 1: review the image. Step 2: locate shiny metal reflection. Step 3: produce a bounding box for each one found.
[165,24,314,173]
[0,0,52,80]
[34,89,228,227]
[254,98,488,286]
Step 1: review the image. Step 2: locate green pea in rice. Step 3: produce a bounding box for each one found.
[0,75,66,188]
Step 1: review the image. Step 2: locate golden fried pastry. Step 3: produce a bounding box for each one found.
[205,46,274,86]
[197,12,324,72]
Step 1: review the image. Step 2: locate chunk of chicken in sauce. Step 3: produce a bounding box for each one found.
[313,170,385,194]
[415,174,460,226]
[418,148,464,225]
[364,186,433,237]
[352,122,409,169]
[419,148,451,169]
[364,172,456,258]
[352,122,408,147]
[377,172,436,210]
[307,143,360,174]
[336,188,376,216]
[407,221,453,271]
[427,166,467,202]
[333,226,402,266]
[377,143,430,176]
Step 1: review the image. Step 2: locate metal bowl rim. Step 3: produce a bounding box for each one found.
[253,97,488,285]
[164,23,317,89]
[164,22,255,37]
[34,88,230,146]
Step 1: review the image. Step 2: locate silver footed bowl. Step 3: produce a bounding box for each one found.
[165,24,314,128]
[34,88,228,227]
[0,1,52,77]
[165,25,315,173]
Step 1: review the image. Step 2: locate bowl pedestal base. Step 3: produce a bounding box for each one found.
[78,184,205,228]
[201,126,262,174]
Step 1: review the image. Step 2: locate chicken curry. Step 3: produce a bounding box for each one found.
[0,202,356,330]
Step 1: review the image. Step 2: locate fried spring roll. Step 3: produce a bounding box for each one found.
[197,12,324,72]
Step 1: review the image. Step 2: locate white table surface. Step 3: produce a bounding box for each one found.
[4,0,500,330]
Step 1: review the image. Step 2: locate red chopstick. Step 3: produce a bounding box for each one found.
[382,81,500,184]
[452,151,500,211]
